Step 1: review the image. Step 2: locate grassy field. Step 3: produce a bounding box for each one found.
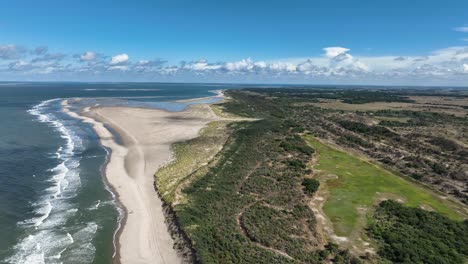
[304,135,465,241]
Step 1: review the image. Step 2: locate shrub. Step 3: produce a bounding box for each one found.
[302,178,320,194]
[368,200,468,264]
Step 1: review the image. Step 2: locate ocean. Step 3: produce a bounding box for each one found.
[0,82,234,264]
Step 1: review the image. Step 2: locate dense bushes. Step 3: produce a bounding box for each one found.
[164,88,466,263]
[337,120,396,138]
[338,134,373,148]
[175,105,322,262]
[280,135,315,155]
[369,200,468,264]
[428,137,459,151]
[244,88,414,104]
[302,178,320,194]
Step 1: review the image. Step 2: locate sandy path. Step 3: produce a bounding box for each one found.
[64,102,220,264]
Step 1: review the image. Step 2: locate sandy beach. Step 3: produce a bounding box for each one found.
[64,102,221,264]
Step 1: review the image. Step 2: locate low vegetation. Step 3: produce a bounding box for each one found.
[369,200,468,264]
[155,120,233,204]
[175,118,330,263]
[155,87,467,263]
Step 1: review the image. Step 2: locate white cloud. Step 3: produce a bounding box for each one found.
[322,47,369,73]
[80,51,96,61]
[108,65,129,71]
[163,46,467,81]
[297,60,326,75]
[268,62,297,72]
[454,26,468,32]
[2,42,468,84]
[110,53,129,65]
[323,47,350,58]
[183,59,222,71]
[225,58,255,71]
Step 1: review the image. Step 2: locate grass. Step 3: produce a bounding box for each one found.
[303,134,465,239]
[155,120,232,204]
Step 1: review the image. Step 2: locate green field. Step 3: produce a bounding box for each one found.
[304,135,465,239]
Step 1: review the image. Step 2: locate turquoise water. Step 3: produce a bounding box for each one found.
[0,83,233,263]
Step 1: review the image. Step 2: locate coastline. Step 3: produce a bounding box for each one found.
[62,102,126,264]
[63,100,221,264]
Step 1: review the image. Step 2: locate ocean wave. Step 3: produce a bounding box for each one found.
[5,99,92,263]
[33,202,52,227]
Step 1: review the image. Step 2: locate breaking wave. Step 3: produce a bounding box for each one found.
[5,99,97,264]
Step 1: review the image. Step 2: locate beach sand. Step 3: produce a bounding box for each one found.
[64,102,221,264]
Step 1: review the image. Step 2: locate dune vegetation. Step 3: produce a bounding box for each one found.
[155,88,467,263]
[155,120,233,204]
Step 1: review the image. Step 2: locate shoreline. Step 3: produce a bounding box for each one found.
[62,103,126,264]
[63,100,221,264]
[99,146,125,264]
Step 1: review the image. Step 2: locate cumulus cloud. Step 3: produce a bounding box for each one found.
[224,58,254,71]
[321,47,369,73]
[323,47,350,58]
[1,43,468,84]
[80,51,97,61]
[297,60,327,75]
[0,45,26,60]
[84,46,468,80]
[110,53,129,65]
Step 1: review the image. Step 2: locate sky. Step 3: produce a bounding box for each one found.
[1,0,468,85]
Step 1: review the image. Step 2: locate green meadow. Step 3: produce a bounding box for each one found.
[304,135,465,238]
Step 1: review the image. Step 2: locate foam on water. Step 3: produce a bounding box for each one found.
[33,202,52,227]
[5,99,99,263]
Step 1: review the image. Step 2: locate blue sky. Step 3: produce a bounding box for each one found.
[1,0,468,85]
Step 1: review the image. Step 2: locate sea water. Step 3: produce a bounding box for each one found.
[0,82,238,264]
